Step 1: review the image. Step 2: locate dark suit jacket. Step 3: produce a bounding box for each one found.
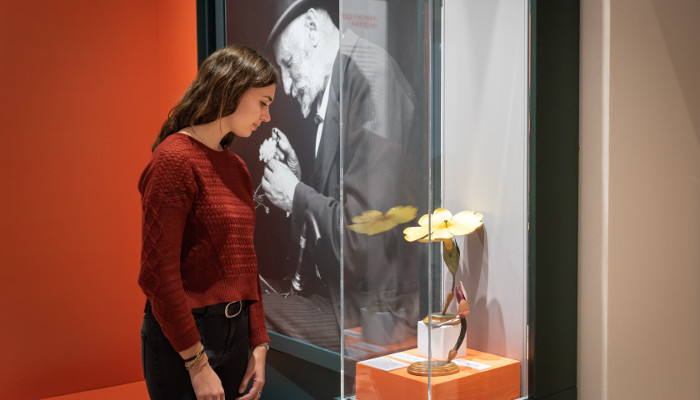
[291,30,425,329]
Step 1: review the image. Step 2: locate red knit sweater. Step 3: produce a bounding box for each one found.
[138,133,269,352]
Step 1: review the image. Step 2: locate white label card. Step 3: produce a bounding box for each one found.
[359,357,410,371]
[350,341,387,352]
[388,352,426,363]
[452,359,492,371]
[345,347,369,359]
[343,329,362,338]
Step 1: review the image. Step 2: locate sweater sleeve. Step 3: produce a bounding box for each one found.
[248,276,270,348]
[138,150,201,352]
[236,155,270,348]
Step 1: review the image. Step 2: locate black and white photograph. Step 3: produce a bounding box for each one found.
[226,0,430,355]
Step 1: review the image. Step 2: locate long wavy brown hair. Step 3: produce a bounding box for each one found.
[153,45,278,151]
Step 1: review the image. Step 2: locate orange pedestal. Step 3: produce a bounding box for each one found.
[356,348,521,400]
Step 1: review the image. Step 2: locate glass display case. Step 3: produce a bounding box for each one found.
[335,1,528,399]
[197,0,579,398]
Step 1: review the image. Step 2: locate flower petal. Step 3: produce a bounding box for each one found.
[403,225,429,242]
[385,206,418,224]
[417,236,450,243]
[449,211,484,236]
[431,208,453,222]
[416,213,432,227]
[417,209,450,233]
[349,218,398,235]
[431,224,454,240]
[351,210,383,224]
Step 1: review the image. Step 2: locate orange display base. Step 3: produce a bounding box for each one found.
[356,348,521,400]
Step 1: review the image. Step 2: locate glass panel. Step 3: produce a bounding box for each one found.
[441,0,530,398]
[338,0,438,398]
[340,0,529,398]
[225,3,357,399]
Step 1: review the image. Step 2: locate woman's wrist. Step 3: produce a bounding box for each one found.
[186,352,210,373]
[252,342,270,352]
[179,342,204,360]
[183,343,207,370]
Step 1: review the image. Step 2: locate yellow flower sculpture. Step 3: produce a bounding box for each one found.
[403,208,483,243]
[403,208,483,315]
[348,206,418,235]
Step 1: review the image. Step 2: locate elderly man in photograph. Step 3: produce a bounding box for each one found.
[260,0,423,353]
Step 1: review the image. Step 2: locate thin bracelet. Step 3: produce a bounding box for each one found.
[185,356,207,371]
[252,342,270,351]
[184,350,206,370]
[183,343,205,363]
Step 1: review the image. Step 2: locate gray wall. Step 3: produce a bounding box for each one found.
[580,0,700,398]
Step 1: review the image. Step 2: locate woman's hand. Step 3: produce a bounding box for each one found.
[188,355,225,400]
[179,342,224,399]
[238,345,267,399]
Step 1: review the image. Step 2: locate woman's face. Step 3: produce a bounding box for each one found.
[223,84,276,138]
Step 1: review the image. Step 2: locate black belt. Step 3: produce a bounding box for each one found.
[145,300,247,319]
[193,301,246,318]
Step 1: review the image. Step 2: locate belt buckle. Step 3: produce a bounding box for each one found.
[224,301,242,318]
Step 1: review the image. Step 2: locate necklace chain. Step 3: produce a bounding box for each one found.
[179,127,222,151]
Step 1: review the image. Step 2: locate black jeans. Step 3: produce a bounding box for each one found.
[141,302,251,399]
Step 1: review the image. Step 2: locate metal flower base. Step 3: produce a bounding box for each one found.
[407,360,460,376]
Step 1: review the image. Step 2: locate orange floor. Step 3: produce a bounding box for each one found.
[42,381,148,400]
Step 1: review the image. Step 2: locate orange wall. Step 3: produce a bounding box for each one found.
[0,1,197,398]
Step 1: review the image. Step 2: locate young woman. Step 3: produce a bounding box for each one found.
[138,45,276,400]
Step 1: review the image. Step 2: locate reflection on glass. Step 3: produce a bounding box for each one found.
[347,206,418,236]
[338,0,431,395]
